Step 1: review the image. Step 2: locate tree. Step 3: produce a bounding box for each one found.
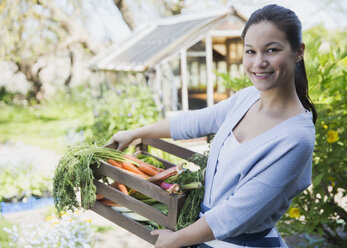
[113,0,187,30]
[0,0,101,101]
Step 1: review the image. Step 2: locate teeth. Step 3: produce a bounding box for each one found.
[255,72,270,76]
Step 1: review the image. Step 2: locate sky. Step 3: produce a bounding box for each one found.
[86,0,347,43]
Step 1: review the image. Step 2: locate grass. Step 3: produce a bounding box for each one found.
[0,217,13,247]
[0,96,93,153]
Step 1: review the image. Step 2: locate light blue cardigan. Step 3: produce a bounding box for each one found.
[170,86,315,240]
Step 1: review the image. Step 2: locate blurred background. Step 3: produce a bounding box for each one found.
[0,0,346,247]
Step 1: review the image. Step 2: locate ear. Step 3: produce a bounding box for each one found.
[296,43,305,62]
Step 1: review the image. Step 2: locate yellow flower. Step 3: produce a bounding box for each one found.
[83,219,92,223]
[323,125,328,129]
[45,215,54,222]
[327,130,339,143]
[328,177,336,187]
[288,208,301,218]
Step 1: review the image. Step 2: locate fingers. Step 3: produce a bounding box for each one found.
[151,230,159,236]
[104,140,119,150]
[106,130,134,151]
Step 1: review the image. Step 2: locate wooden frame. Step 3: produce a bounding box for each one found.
[88,138,197,245]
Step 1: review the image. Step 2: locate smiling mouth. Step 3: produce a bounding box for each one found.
[253,72,273,76]
[252,72,274,78]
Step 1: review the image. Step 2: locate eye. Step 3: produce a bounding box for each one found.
[245,50,255,54]
[268,48,279,53]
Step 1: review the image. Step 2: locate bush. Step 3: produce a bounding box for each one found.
[79,80,161,145]
[3,210,94,248]
[277,26,347,247]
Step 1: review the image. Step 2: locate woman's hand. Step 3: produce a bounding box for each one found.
[151,229,181,248]
[106,130,137,151]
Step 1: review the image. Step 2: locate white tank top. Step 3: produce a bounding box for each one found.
[217,131,241,164]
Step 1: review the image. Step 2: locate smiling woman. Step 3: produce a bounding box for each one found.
[107,4,317,248]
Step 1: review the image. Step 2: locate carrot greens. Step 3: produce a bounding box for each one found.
[53,144,128,214]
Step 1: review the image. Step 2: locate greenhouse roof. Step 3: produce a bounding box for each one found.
[89,7,247,72]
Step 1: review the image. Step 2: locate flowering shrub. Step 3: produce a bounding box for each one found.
[0,143,53,202]
[277,26,346,247]
[4,211,94,248]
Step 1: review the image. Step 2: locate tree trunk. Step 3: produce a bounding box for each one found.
[16,61,45,102]
[113,0,137,30]
[64,49,74,90]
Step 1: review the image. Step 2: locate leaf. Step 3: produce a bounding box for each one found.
[313,173,324,187]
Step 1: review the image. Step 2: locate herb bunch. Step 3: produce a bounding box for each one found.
[176,134,214,230]
[176,153,208,230]
[53,144,127,214]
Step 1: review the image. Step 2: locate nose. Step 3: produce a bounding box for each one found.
[255,54,269,68]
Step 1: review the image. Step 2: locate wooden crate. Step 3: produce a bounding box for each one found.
[89,138,197,245]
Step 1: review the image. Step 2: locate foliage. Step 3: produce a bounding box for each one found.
[3,210,94,248]
[0,88,93,152]
[53,144,127,214]
[0,165,52,203]
[0,144,52,203]
[215,70,252,93]
[79,80,161,145]
[0,217,13,247]
[0,0,99,101]
[0,86,16,104]
[276,26,347,247]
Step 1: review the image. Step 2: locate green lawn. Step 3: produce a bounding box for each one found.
[0,100,93,153]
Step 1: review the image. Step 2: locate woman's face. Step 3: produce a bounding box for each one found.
[242,21,303,92]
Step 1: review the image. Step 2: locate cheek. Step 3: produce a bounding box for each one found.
[242,58,251,71]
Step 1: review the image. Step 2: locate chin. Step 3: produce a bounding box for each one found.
[251,81,277,92]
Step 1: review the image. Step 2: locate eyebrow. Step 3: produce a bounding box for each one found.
[244,41,284,47]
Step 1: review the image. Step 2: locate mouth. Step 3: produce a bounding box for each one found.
[252,71,274,79]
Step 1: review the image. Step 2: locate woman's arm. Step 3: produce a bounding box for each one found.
[151,216,215,248]
[106,118,171,150]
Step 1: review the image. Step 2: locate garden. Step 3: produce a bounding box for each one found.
[0,20,346,248]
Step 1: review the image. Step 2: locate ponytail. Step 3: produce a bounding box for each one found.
[295,59,317,124]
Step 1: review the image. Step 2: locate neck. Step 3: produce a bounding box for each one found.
[257,82,304,116]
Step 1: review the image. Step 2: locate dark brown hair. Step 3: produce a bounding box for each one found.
[241,4,317,123]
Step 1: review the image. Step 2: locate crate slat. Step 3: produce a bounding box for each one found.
[91,201,158,245]
[87,138,200,244]
[142,138,196,160]
[95,161,186,205]
[95,180,170,227]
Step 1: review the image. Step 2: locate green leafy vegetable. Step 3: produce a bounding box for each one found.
[53,144,128,214]
[176,153,208,230]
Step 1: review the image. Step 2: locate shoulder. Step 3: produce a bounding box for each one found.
[281,112,315,145]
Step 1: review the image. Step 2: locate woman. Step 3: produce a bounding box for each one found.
[108,4,317,248]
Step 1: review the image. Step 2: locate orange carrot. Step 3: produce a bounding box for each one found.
[107,159,149,179]
[96,194,105,200]
[118,183,129,195]
[125,154,164,172]
[138,165,159,176]
[121,161,148,177]
[100,199,119,207]
[107,159,123,169]
[125,170,149,180]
